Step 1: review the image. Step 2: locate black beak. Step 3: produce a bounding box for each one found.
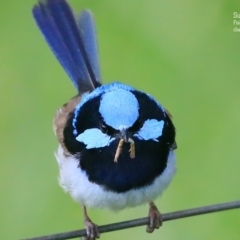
[120,128,128,142]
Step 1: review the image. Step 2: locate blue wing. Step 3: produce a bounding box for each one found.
[32,0,101,93]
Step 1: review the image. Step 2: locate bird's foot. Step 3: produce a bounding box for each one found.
[146,201,162,233]
[83,218,99,240]
[82,206,100,240]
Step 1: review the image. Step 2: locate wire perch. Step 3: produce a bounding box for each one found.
[22,200,240,240]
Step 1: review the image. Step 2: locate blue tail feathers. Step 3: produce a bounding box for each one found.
[32,0,101,93]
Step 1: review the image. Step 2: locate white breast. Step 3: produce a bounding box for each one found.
[55,146,176,211]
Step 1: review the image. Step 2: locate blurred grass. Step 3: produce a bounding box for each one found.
[0,0,240,239]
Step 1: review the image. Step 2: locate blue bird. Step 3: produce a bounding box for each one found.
[32,0,177,239]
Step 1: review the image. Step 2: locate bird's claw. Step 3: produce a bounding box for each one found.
[83,218,100,240]
[82,205,100,240]
[146,202,162,233]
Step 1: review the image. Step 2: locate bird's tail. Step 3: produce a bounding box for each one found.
[32,0,101,93]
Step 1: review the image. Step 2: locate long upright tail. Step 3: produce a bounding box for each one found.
[32,0,101,93]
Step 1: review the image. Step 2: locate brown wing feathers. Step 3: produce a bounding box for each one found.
[53,95,81,154]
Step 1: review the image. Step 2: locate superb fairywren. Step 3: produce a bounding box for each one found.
[32,0,177,238]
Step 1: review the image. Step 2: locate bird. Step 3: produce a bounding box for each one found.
[32,0,177,239]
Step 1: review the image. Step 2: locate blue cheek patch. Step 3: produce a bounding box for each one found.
[134,119,164,141]
[76,128,115,149]
[99,89,139,130]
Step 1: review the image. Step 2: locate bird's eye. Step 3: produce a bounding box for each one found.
[129,118,142,132]
[101,123,108,133]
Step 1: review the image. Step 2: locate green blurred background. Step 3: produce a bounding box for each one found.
[1,0,240,239]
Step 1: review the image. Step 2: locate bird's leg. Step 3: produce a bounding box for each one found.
[82,205,100,239]
[146,201,162,233]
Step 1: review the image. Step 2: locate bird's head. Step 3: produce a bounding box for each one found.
[63,82,175,162]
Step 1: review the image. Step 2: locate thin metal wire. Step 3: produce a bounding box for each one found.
[22,200,240,240]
